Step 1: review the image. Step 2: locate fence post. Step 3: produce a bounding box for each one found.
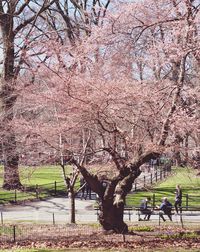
[52,213,55,225]
[36,184,39,199]
[180,213,184,229]
[153,194,155,208]
[155,172,158,182]
[54,181,57,195]
[143,176,146,187]
[150,174,153,185]
[14,190,17,203]
[163,170,166,178]
[1,212,3,225]
[122,233,126,242]
[13,225,16,242]
[128,210,131,221]
[186,194,189,210]
[134,183,137,191]
[160,170,162,180]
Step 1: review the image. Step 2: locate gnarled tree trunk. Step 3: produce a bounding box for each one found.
[98,198,127,233]
[71,151,158,233]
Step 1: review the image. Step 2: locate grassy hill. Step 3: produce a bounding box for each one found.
[126,167,200,207]
[0,165,200,207]
[0,165,71,203]
[0,165,67,186]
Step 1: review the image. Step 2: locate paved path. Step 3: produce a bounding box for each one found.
[0,197,138,224]
[0,169,158,224]
[0,197,200,226]
[0,169,199,225]
[0,197,98,224]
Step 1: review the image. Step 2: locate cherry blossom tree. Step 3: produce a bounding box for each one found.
[14,0,200,232]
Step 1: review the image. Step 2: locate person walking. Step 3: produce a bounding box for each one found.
[85,183,92,200]
[80,177,86,200]
[174,184,182,214]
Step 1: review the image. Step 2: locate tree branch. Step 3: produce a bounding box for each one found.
[14,0,56,35]
[68,154,104,197]
[158,55,188,146]
[103,147,126,171]
[14,0,31,16]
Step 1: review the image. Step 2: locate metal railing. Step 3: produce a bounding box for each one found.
[0,180,67,204]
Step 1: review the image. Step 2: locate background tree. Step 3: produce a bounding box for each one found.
[0,0,111,189]
[0,0,60,189]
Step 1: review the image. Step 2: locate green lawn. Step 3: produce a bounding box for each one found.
[126,167,200,207]
[20,166,64,185]
[1,165,200,207]
[0,165,69,186]
[0,165,77,204]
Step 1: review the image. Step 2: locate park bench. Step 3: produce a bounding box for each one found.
[135,206,200,225]
[134,207,174,225]
[172,207,200,227]
[179,206,200,212]
[94,206,133,221]
[177,206,200,217]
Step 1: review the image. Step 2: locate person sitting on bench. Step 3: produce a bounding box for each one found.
[158,197,173,222]
[139,197,152,221]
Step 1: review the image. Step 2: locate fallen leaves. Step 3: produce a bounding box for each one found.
[0,224,200,251]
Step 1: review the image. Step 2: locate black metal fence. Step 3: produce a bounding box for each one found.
[0,181,70,204]
[133,168,171,191]
[0,224,98,242]
[0,165,171,204]
[152,194,200,209]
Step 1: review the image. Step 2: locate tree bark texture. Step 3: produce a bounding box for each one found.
[98,199,128,233]
[69,190,76,223]
[0,11,22,189]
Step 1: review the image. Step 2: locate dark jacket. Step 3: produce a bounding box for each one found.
[160,200,172,214]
